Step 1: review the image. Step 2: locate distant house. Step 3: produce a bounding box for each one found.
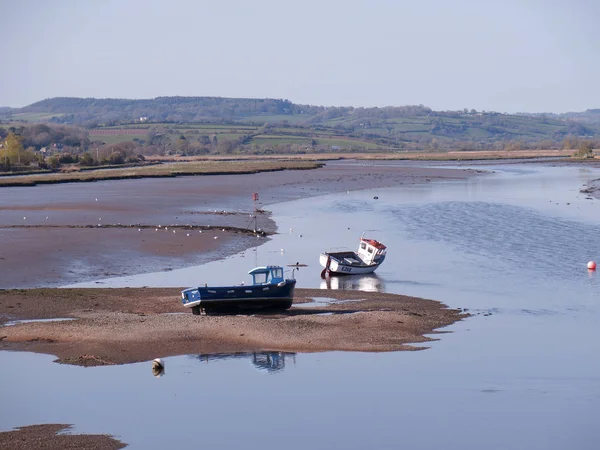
[139,116,148,123]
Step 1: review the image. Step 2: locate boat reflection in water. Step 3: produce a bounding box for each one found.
[320,273,385,292]
[192,352,296,374]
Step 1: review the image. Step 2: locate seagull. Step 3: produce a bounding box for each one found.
[214,236,218,239]
[95,198,98,202]
[138,229,142,232]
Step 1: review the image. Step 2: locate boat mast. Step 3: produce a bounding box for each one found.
[252,192,259,267]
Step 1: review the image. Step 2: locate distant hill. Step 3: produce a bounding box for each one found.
[2,96,600,150]
[520,109,600,125]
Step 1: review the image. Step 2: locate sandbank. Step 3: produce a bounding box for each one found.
[0,287,468,365]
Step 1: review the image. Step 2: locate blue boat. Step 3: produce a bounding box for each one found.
[181,266,296,314]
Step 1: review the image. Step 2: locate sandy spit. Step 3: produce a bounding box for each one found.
[0,424,126,450]
[0,287,468,366]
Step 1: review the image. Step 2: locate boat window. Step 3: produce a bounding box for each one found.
[367,247,373,253]
[361,243,367,250]
[253,273,268,284]
[272,268,283,279]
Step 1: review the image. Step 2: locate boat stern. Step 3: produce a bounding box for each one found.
[181,287,202,308]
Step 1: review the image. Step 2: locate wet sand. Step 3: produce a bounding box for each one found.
[0,424,126,450]
[0,287,467,365]
[581,177,600,199]
[0,162,478,289]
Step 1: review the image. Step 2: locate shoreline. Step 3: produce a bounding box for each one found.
[581,177,600,199]
[0,287,468,365]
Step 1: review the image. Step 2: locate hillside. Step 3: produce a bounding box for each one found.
[521,109,600,125]
[1,96,600,151]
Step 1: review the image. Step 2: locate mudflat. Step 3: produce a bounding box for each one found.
[0,162,478,288]
[0,424,126,450]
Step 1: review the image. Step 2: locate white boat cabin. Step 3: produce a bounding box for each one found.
[357,238,387,265]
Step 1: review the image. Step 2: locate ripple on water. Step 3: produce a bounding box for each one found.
[389,201,600,282]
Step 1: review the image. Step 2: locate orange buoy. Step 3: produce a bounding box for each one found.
[588,261,597,271]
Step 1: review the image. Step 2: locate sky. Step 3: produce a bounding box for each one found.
[1,0,599,113]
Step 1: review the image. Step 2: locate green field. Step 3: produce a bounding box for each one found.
[313,138,382,149]
[8,112,67,122]
[239,114,309,125]
[250,135,311,146]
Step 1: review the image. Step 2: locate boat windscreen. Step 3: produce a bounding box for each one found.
[253,272,268,284]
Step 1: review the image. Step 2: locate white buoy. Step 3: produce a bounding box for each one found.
[152,358,165,377]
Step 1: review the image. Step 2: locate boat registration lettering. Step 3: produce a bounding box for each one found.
[341,266,352,273]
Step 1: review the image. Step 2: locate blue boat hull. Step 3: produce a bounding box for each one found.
[182,279,296,313]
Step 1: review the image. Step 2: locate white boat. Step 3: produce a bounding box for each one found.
[319,235,387,277]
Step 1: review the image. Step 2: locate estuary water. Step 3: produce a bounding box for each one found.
[2,161,600,449]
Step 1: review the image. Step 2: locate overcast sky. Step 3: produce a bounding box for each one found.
[1,0,599,113]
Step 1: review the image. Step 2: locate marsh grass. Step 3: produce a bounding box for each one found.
[0,160,323,187]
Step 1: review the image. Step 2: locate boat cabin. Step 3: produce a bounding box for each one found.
[248,266,286,285]
[357,238,387,265]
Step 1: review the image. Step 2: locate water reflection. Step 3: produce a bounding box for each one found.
[192,352,295,373]
[320,273,384,292]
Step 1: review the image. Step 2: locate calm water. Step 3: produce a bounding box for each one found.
[2,162,600,449]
